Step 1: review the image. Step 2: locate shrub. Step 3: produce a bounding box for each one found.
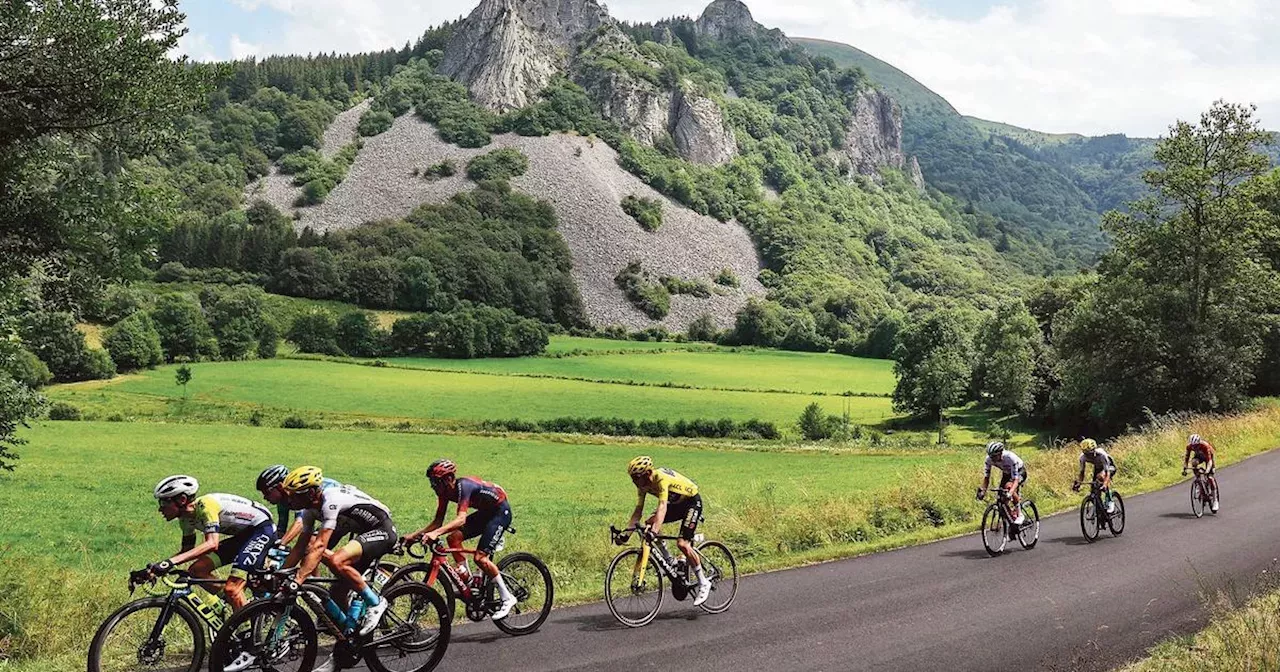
[621,194,663,231]
[424,160,457,179]
[714,268,740,288]
[84,349,117,380]
[336,311,386,358]
[16,311,105,382]
[614,261,670,320]
[287,310,342,356]
[482,416,778,439]
[104,312,164,371]
[799,402,829,441]
[47,402,82,421]
[257,320,280,359]
[281,416,315,429]
[660,276,712,298]
[357,109,394,137]
[3,349,52,388]
[91,284,152,323]
[150,294,219,362]
[686,313,720,342]
[465,148,528,182]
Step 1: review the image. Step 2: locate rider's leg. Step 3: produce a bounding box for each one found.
[224,576,249,610]
[189,554,224,596]
[325,542,369,601]
[447,529,468,567]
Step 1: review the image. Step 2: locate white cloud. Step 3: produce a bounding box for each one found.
[197,0,1280,136]
[175,32,218,62]
[229,34,262,60]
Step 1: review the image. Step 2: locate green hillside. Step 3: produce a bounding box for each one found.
[965,116,1084,148]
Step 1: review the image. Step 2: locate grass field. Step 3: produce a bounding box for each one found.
[66,359,899,426]
[543,336,722,354]
[369,348,895,395]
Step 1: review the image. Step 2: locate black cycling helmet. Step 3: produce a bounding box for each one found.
[257,464,290,491]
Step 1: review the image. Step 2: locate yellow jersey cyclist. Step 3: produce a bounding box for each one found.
[256,464,340,546]
[1072,439,1118,513]
[978,442,1028,525]
[623,456,711,606]
[282,466,396,637]
[144,475,277,611]
[402,459,518,620]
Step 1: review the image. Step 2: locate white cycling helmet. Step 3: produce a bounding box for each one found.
[1188,434,1202,445]
[986,441,1005,456]
[154,475,199,500]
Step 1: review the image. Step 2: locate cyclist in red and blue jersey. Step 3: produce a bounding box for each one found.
[402,459,517,620]
[1183,434,1219,512]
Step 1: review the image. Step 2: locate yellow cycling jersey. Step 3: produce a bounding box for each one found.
[637,467,698,504]
[179,493,271,538]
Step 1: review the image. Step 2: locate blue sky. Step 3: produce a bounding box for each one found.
[176,0,1279,137]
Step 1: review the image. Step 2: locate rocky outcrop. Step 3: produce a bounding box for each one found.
[584,70,670,146]
[439,0,611,112]
[670,90,737,166]
[909,156,926,192]
[842,89,906,177]
[695,0,788,47]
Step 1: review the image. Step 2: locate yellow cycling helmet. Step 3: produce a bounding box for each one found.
[1080,438,1098,453]
[627,455,653,476]
[282,465,324,493]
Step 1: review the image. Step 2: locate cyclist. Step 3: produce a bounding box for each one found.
[978,441,1028,525]
[256,464,339,546]
[144,475,277,611]
[401,459,518,621]
[1072,439,1117,513]
[622,456,711,607]
[282,466,395,636]
[1183,434,1219,513]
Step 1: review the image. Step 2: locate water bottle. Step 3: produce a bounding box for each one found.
[347,596,366,624]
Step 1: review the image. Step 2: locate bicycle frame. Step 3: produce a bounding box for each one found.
[138,574,229,640]
[612,525,692,586]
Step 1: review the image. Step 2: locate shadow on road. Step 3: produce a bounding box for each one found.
[1158,512,1199,520]
[560,609,702,632]
[452,630,512,645]
[939,548,995,560]
[1044,535,1093,546]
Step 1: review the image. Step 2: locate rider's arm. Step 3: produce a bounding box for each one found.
[284,527,311,568]
[980,459,992,491]
[407,497,450,540]
[650,498,668,536]
[428,500,470,539]
[1075,454,1086,483]
[1182,445,1192,469]
[296,527,333,582]
[627,489,646,528]
[279,516,306,546]
[168,530,219,566]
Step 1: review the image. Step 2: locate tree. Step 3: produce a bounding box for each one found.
[892,308,979,427]
[16,311,106,382]
[104,311,164,371]
[150,293,219,361]
[1056,102,1276,432]
[175,364,192,398]
[287,310,342,355]
[336,311,384,358]
[973,301,1041,414]
[798,402,829,441]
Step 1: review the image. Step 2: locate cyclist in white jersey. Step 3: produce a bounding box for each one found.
[1072,439,1118,513]
[977,442,1028,524]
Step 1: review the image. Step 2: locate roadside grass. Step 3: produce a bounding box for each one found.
[353,349,895,396]
[58,359,900,426]
[1121,577,1280,671]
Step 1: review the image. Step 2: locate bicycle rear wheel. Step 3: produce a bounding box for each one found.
[1080,497,1101,542]
[491,552,554,636]
[364,582,450,672]
[695,541,738,614]
[1108,493,1125,536]
[980,504,1007,556]
[209,598,316,672]
[386,562,458,618]
[1016,501,1039,550]
[88,597,205,672]
[604,548,664,627]
[1191,481,1205,518]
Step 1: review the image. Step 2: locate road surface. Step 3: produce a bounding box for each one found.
[431,450,1278,671]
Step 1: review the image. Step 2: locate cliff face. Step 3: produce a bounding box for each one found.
[439,0,611,112]
[843,89,906,176]
[695,0,788,47]
[670,89,737,166]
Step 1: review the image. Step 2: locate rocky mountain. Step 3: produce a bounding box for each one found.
[695,0,787,47]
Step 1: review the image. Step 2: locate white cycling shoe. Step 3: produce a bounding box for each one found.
[693,579,712,606]
[1012,511,1026,526]
[492,593,519,621]
[224,651,256,672]
[357,599,389,637]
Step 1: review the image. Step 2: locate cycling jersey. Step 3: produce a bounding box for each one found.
[179,494,272,538]
[983,451,1025,478]
[1079,448,1116,475]
[1187,441,1215,463]
[298,483,392,534]
[273,477,340,531]
[637,468,698,504]
[449,477,507,513]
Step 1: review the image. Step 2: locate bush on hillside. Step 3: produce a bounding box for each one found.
[287,310,342,356]
[104,312,164,371]
[47,402,82,421]
[357,108,394,137]
[88,284,152,323]
[465,148,528,182]
[389,306,548,358]
[16,312,109,382]
[202,285,276,360]
[423,160,456,179]
[3,349,52,388]
[614,261,670,320]
[150,294,219,362]
[336,311,386,358]
[482,416,779,440]
[621,194,663,231]
[660,276,712,298]
[799,402,829,441]
[714,268,740,288]
[686,313,721,342]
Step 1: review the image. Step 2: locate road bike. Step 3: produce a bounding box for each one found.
[978,487,1039,556]
[384,533,553,636]
[1189,465,1219,518]
[1078,479,1125,541]
[604,524,738,627]
[207,568,449,672]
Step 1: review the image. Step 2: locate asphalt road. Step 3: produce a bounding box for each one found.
[431,451,1278,672]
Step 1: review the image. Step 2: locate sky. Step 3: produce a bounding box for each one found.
[175,0,1280,137]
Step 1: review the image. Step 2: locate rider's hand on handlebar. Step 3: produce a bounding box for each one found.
[1071,481,1081,492]
[975,488,986,501]
[148,560,174,577]
[1182,467,1189,476]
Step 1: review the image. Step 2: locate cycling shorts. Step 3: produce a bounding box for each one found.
[461,500,513,555]
[350,521,397,572]
[999,469,1028,491]
[1191,456,1216,475]
[661,494,703,541]
[213,522,278,579]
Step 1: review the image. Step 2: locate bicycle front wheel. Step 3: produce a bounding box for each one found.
[1108,493,1126,536]
[1080,497,1101,542]
[491,552,554,636]
[209,598,317,672]
[695,541,738,614]
[1017,501,1039,549]
[386,562,458,618]
[604,548,664,627]
[364,582,450,672]
[980,504,1006,556]
[1191,481,1205,518]
[88,597,205,672]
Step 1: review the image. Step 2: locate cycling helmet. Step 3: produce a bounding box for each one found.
[1080,438,1097,453]
[1189,434,1202,445]
[985,441,1005,457]
[257,464,290,491]
[154,475,198,501]
[627,455,653,476]
[426,459,456,481]
[282,465,324,493]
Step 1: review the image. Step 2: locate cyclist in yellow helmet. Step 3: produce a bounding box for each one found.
[1072,439,1118,513]
[282,466,396,638]
[621,456,711,606]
